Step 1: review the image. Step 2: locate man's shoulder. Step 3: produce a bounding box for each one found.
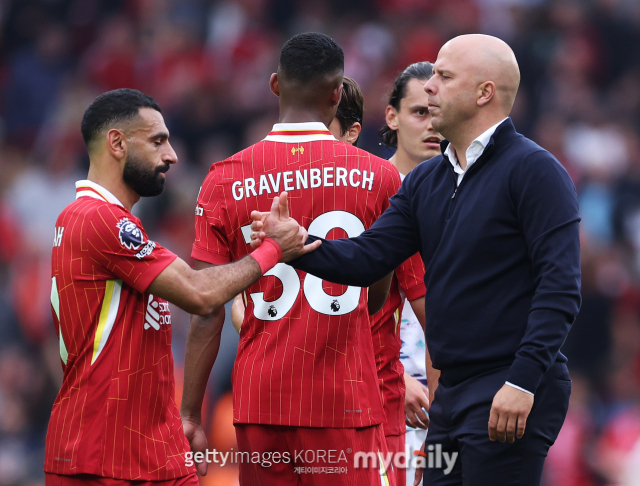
[206,140,270,168]
[510,135,570,176]
[496,124,555,163]
[336,145,401,192]
[502,135,576,193]
[61,197,128,226]
[198,149,248,199]
[57,199,145,260]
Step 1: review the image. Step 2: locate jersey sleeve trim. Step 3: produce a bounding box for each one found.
[403,282,426,301]
[135,252,178,293]
[191,245,231,265]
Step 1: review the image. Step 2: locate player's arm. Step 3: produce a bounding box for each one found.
[394,253,440,410]
[148,255,262,316]
[409,297,440,406]
[367,272,393,315]
[403,296,430,429]
[149,193,320,316]
[179,260,224,477]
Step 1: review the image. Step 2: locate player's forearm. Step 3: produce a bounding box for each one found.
[151,240,280,316]
[409,296,439,402]
[180,308,225,423]
[192,256,262,314]
[425,346,439,404]
[409,297,426,332]
[149,256,261,316]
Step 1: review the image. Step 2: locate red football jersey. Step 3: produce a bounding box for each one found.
[45,180,193,480]
[192,122,401,428]
[370,254,426,437]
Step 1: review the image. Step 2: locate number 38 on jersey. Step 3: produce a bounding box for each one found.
[241,211,365,320]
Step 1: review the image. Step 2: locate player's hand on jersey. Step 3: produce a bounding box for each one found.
[182,417,209,476]
[404,372,430,429]
[488,384,534,443]
[250,192,321,262]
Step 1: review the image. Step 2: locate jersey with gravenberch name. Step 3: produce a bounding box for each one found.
[192,122,401,428]
[45,180,193,480]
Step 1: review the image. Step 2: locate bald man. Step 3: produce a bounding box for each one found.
[250,34,581,485]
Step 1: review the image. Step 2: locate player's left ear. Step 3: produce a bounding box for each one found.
[346,122,361,145]
[269,73,280,97]
[106,129,127,161]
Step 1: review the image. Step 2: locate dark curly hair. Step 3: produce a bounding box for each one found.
[279,32,344,84]
[335,77,364,145]
[81,88,160,147]
[379,62,434,149]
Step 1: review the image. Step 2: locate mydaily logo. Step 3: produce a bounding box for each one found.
[354,443,458,475]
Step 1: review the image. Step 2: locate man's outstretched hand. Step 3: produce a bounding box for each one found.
[250,192,321,262]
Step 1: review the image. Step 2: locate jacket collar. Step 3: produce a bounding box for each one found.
[439,118,516,158]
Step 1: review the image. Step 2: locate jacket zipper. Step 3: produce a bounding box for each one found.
[446,160,458,219]
[446,148,492,219]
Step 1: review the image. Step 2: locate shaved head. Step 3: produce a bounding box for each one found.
[425,34,520,145]
[441,34,520,113]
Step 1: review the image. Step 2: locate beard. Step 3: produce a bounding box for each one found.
[122,150,168,197]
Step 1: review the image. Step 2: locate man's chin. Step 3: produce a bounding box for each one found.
[431,118,446,135]
[133,181,165,198]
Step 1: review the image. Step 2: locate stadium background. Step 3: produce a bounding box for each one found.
[0,0,640,484]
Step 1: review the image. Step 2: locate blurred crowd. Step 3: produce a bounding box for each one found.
[1,0,640,484]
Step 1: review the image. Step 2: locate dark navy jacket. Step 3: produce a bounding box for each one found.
[292,118,581,394]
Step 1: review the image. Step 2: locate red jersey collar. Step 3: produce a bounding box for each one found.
[75,180,124,207]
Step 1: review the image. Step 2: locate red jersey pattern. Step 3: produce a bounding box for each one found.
[370,253,426,437]
[192,122,401,428]
[45,181,193,480]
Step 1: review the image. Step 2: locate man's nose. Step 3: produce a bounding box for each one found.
[424,77,435,95]
[165,143,178,165]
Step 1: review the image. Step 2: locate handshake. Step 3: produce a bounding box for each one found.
[250,191,321,262]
